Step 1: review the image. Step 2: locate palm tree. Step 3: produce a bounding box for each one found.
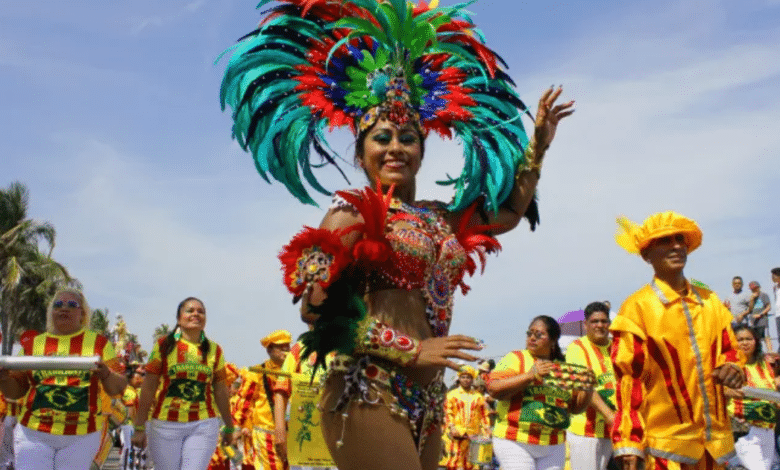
[153,323,172,342]
[90,308,111,337]
[0,181,73,354]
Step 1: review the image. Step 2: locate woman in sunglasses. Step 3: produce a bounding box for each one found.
[0,288,127,470]
[487,315,591,470]
[131,297,235,470]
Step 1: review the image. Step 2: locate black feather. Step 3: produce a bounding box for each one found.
[239,70,297,111]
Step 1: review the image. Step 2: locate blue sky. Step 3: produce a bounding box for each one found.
[2,0,780,372]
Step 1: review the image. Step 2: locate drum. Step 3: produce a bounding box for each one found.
[468,436,493,466]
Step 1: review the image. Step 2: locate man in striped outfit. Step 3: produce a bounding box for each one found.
[234,330,291,470]
[565,301,615,470]
[444,366,491,470]
[611,212,746,470]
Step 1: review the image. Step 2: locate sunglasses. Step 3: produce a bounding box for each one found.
[526,330,547,340]
[53,300,80,309]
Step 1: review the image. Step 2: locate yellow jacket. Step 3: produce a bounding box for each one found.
[610,278,745,465]
[233,360,281,431]
[445,387,490,437]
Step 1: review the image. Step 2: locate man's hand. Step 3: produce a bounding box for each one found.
[712,363,745,389]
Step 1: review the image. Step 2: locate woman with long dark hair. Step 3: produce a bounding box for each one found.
[487,315,591,470]
[132,297,235,470]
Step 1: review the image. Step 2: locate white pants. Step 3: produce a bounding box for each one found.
[119,424,133,468]
[735,426,780,470]
[566,432,612,470]
[147,417,221,470]
[0,417,16,469]
[492,437,566,470]
[13,425,101,470]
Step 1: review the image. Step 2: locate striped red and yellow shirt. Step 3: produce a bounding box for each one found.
[489,349,572,445]
[566,336,615,438]
[146,336,227,423]
[728,361,777,429]
[610,277,745,465]
[18,329,120,435]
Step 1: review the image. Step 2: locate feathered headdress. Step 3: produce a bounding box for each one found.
[220,0,532,212]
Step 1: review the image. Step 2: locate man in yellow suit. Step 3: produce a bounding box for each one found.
[611,212,746,470]
[235,330,291,470]
[444,365,490,470]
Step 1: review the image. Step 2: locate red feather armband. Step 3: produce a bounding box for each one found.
[279,227,352,301]
[353,317,421,367]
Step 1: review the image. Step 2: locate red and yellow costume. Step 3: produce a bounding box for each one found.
[489,350,572,446]
[611,281,744,468]
[565,336,615,438]
[234,331,290,470]
[18,329,121,436]
[209,363,240,470]
[145,335,227,423]
[443,369,490,470]
[611,212,745,469]
[728,361,777,429]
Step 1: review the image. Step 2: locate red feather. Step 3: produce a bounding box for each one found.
[279,226,352,297]
[453,202,502,293]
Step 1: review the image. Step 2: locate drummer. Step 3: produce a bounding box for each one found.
[0,288,127,470]
[444,365,491,470]
[487,316,591,470]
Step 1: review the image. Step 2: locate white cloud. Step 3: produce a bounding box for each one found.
[130,0,209,35]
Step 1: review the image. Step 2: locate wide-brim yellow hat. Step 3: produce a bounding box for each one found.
[615,211,702,255]
[261,330,292,348]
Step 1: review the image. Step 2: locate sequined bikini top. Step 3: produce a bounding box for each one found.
[333,193,473,337]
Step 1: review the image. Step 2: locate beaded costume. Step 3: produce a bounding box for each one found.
[221,0,537,458]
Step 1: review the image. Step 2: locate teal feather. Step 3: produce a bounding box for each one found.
[221,0,533,217]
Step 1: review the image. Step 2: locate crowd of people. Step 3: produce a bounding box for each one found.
[2,0,779,469]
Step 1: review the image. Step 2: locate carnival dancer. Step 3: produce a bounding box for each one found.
[724,325,780,470]
[611,212,747,470]
[0,288,128,470]
[132,297,235,470]
[444,366,491,470]
[221,2,572,469]
[234,330,291,470]
[565,301,616,470]
[487,316,592,470]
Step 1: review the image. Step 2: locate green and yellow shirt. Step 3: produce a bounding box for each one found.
[19,329,120,435]
[489,349,572,445]
[146,336,226,423]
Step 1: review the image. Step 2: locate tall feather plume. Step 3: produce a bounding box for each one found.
[221,0,531,214]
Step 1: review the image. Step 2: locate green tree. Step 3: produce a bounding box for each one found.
[153,323,171,342]
[1,182,73,354]
[90,308,111,337]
